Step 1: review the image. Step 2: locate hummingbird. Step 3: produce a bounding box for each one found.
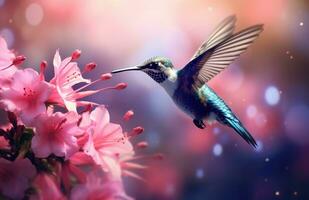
[112,16,263,148]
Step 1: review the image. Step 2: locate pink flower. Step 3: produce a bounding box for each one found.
[48,50,90,111]
[48,50,127,112]
[0,37,18,88]
[80,106,134,179]
[61,161,87,191]
[70,170,133,200]
[31,112,83,159]
[0,41,146,200]
[0,68,52,124]
[31,173,65,200]
[69,152,95,166]
[0,158,36,199]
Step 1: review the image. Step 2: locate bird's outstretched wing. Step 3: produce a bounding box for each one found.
[179,17,263,88]
[189,15,237,61]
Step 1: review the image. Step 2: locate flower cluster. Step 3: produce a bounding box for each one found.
[0,37,148,199]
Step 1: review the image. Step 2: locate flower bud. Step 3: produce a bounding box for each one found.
[84,62,96,72]
[39,60,47,80]
[136,141,148,148]
[100,73,112,80]
[123,110,134,121]
[12,55,26,66]
[71,49,81,60]
[40,60,47,70]
[115,82,127,90]
[132,126,144,136]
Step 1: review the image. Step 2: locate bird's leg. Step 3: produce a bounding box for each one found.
[193,119,206,129]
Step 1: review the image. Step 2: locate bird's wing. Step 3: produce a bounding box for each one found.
[179,24,263,88]
[189,15,237,61]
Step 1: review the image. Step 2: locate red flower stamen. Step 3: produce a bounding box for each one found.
[0,55,26,71]
[40,60,47,80]
[100,73,112,80]
[136,141,148,149]
[123,110,134,121]
[71,49,81,60]
[127,126,144,138]
[114,82,127,90]
[83,62,96,73]
[12,55,26,66]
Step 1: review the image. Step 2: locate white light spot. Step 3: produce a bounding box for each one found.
[246,105,257,118]
[265,157,270,162]
[0,0,5,7]
[300,22,304,26]
[255,140,263,152]
[213,143,223,156]
[275,191,280,196]
[195,168,204,179]
[25,3,44,26]
[213,127,220,135]
[264,86,280,106]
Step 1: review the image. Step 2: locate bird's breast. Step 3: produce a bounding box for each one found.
[160,79,178,97]
[172,85,210,119]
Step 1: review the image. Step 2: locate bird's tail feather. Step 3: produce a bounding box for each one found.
[225,118,257,148]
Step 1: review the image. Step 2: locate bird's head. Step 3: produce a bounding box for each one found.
[111,57,177,83]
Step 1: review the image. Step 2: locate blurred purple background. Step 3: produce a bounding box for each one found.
[1,0,308,199]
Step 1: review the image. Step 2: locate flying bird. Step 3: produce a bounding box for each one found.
[112,16,263,148]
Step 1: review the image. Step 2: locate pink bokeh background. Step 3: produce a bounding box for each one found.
[0,0,308,199]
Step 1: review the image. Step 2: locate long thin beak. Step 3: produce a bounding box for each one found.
[111,66,141,74]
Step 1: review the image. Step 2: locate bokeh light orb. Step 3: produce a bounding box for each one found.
[255,140,263,152]
[264,86,280,106]
[0,28,14,48]
[246,105,257,118]
[213,127,220,135]
[195,168,204,179]
[0,0,5,7]
[25,3,44,26]
[285,104,309,145]
[213,143,223,156]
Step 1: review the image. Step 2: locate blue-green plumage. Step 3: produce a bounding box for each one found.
[171,82,257,148]
[199,85,257,147]
[112,15,263,148]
